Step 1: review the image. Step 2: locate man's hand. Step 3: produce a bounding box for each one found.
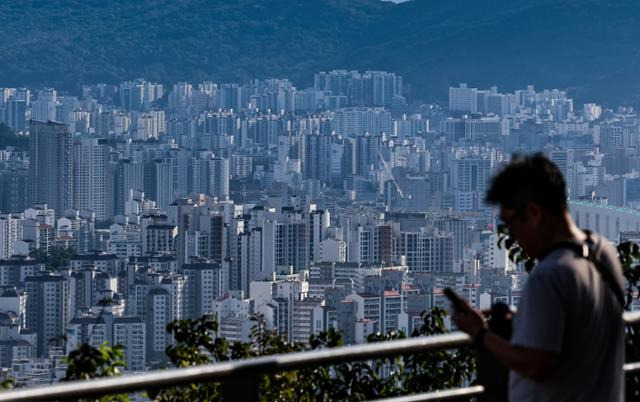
[451,297,558,382]
[451,298,487,337]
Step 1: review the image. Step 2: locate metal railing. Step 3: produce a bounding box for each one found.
[0,311,639,402]
[371,386,486,402]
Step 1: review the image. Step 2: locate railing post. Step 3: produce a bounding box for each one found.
[476,303,511,402]
[221,369,262,401]
[476,347,508,402]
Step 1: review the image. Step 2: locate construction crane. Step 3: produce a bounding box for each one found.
[378,151,411,199]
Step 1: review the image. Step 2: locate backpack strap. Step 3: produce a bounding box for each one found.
[582,231,626,308]
[542,232,625,308]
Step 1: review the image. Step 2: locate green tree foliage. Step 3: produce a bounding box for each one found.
[29,246,76,271]
[496,224,535,272]
[148,308,475,401]
[63,342,128,402]
[0,123,27,150]
[64,342,126,381]
[402,308,476,393]
[617,242,640,401]
[0,379,13,391]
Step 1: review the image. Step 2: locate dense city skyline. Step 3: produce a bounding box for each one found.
[1,65,639,387]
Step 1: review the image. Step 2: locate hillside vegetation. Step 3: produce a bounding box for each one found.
[1,0,639,104]
[0,123,27,149]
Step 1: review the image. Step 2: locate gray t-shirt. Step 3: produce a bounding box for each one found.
[509,232,625,402]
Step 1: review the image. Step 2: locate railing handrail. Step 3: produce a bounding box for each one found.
[0,332,473,401]
[371,385,486,402]
[624,310,640,325]
[0,311,638,401]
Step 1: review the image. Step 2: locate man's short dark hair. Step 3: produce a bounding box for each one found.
[486,153,567,217]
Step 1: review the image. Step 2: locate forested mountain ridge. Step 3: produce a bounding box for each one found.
[1,0,639,104]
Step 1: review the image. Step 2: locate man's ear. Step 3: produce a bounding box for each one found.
[525,202,544,225]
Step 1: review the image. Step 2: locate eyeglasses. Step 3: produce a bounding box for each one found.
[499,208,524,236]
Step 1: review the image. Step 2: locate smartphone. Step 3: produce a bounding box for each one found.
[443,287,468,312]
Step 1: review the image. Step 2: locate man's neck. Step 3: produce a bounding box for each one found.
[537,212,586,256]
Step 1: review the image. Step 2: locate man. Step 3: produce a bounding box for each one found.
[452,153,625,401]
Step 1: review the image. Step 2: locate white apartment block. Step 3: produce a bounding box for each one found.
[449,84,478,113]
[0,214,23,259]
[114,317,146,372]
